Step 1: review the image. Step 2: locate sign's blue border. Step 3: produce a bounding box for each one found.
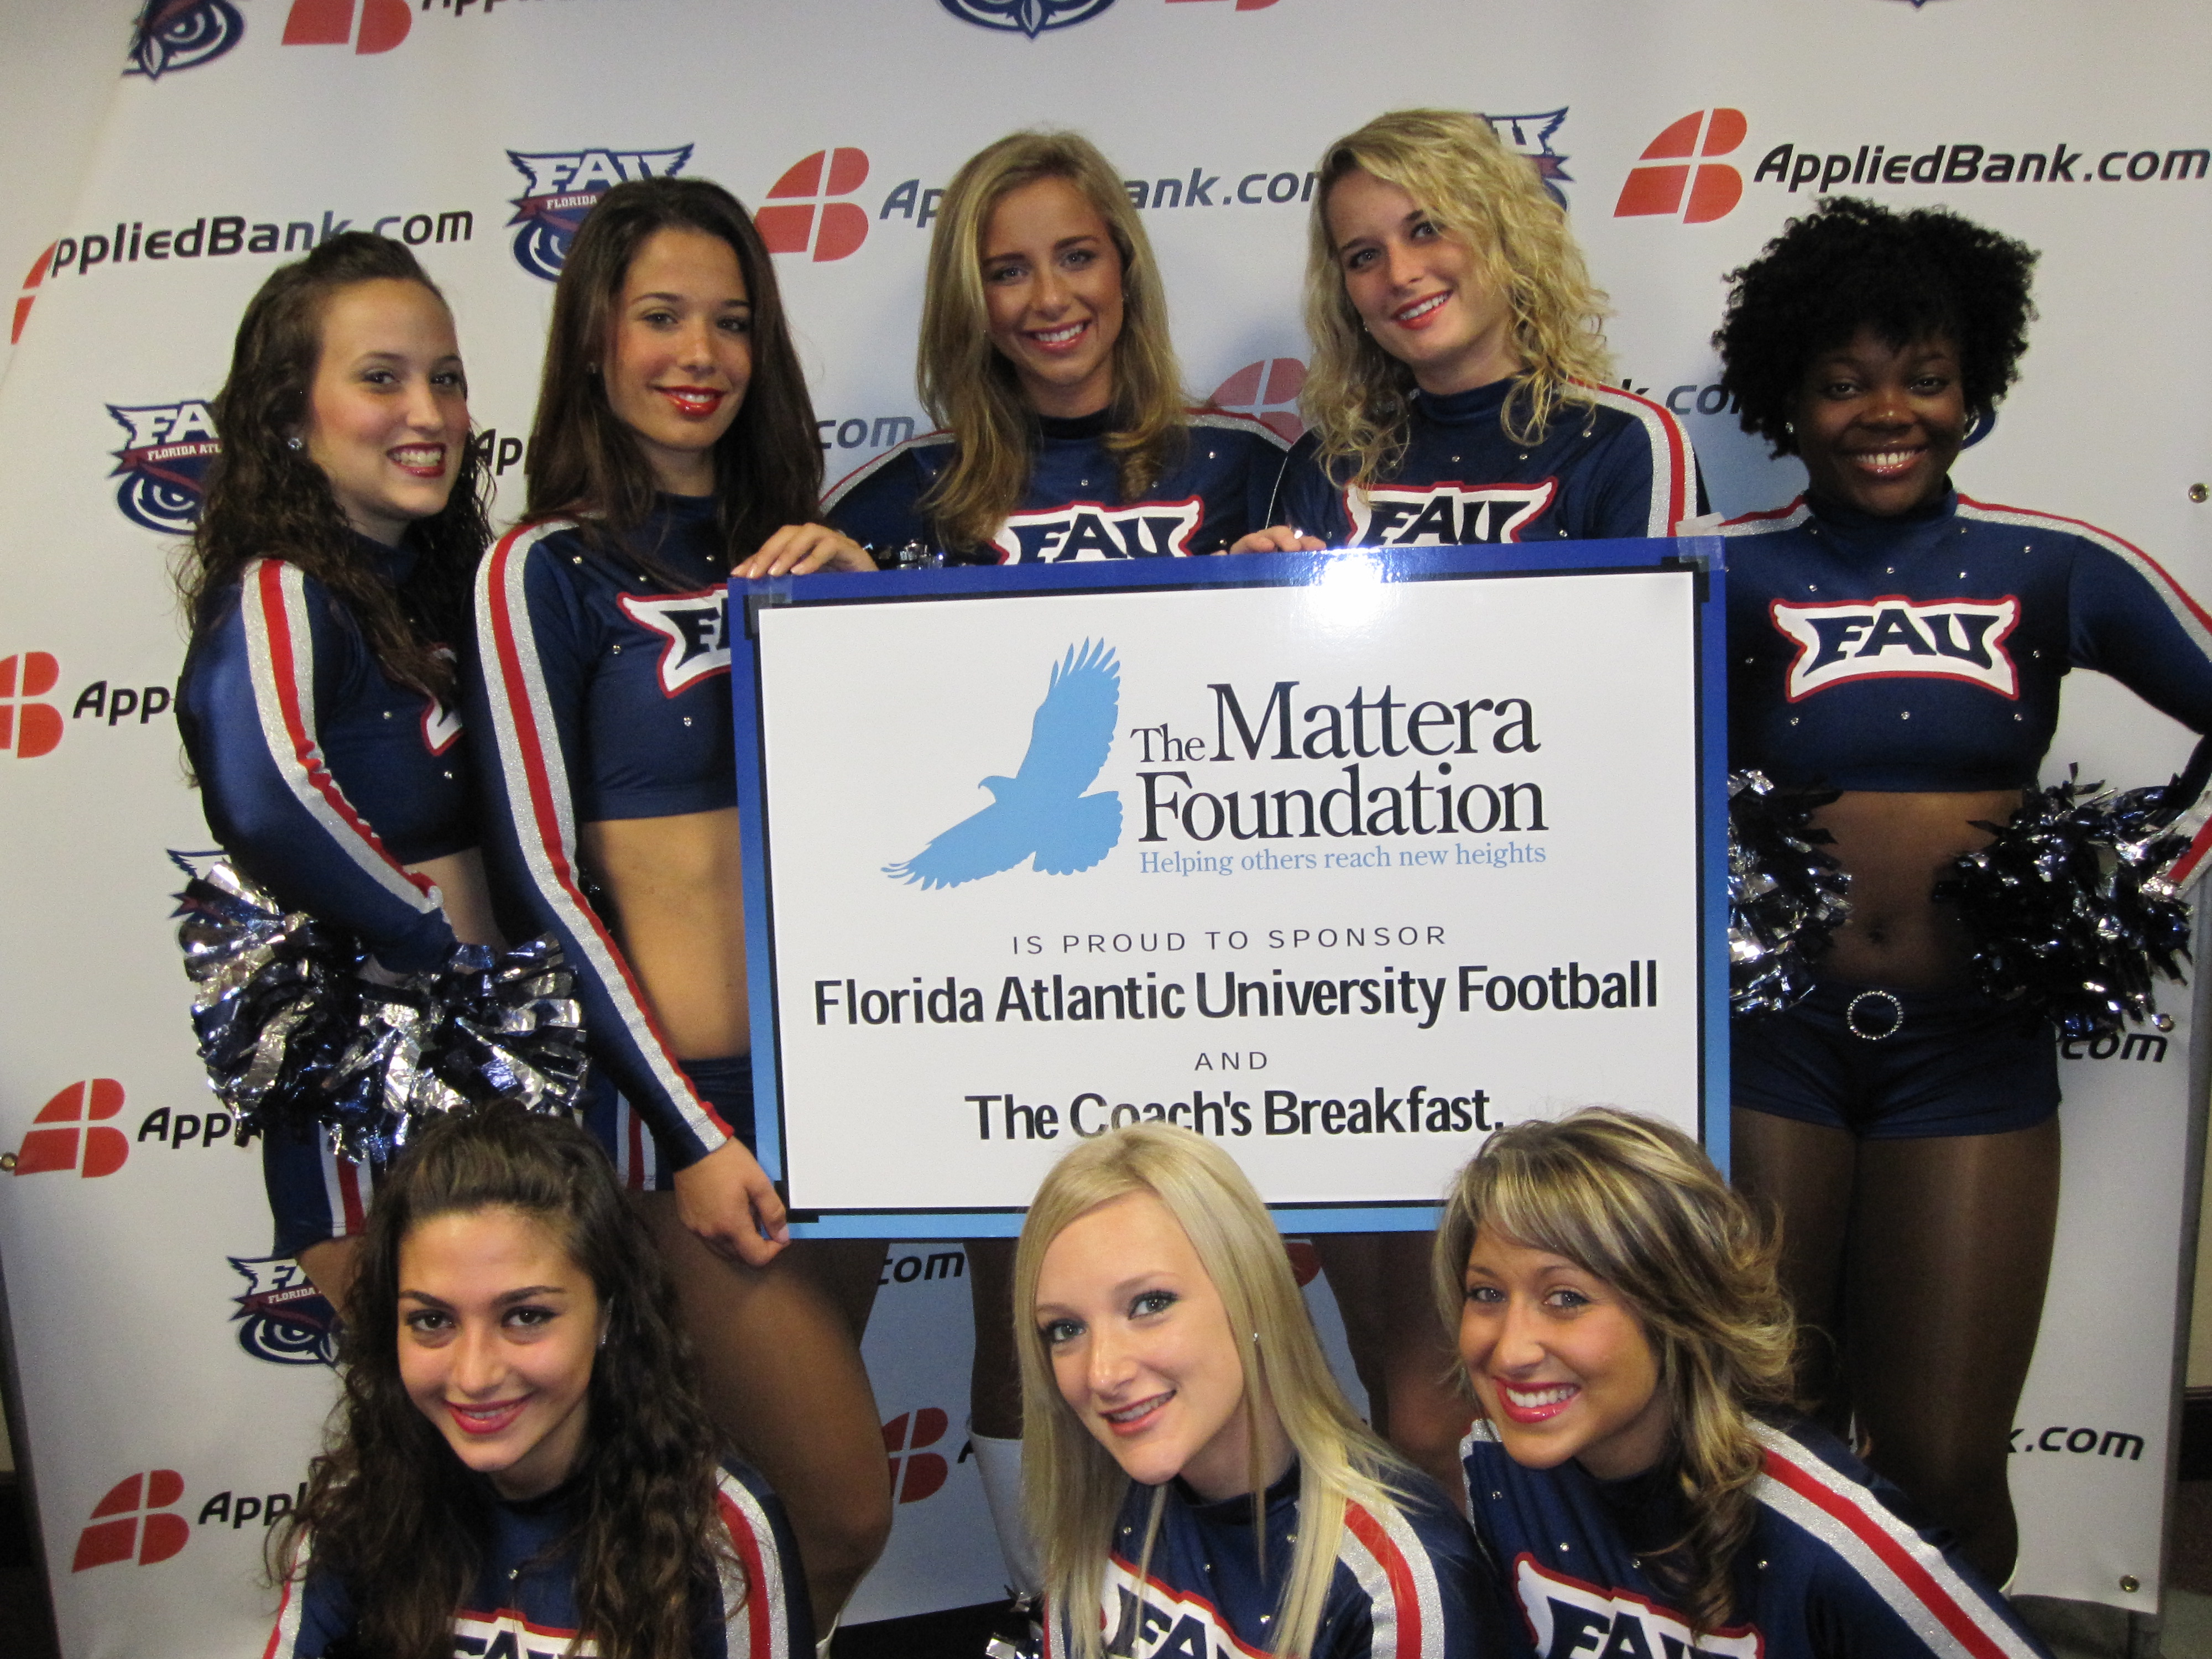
[728,540,1729,1237]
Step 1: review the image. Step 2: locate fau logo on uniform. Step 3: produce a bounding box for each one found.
[127,0,245,79]
[618,591,729,696]
[1101,1559,1253,1659]
[229,1253,340,1368]
[108,400,221,533]
[1348,482,1557,547]
[453,1609,598,1658]
[1771,594,2021,701]
[990,500,1204,562]
[1515,1557,1759,1659]
[506,147,693,280]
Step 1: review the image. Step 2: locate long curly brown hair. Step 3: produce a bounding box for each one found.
[1433,1109,1797,1637]
[273,1105,738,1659]
[179,233,490,701]
[524,175,825,583]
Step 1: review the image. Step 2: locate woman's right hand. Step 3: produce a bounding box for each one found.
[672,1136,791,1266]
[1228,526,1328,554]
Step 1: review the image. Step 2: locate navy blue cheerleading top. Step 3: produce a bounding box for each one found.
[469,496,742,1170]
[1270,379,1697,549]
[824,408,1290,563]
[178,538,469,973]
[1720,488,2212,881]
[1463,1416,2051,1659]
[1048,1463,1511,1659]
[268,1457,811,1659]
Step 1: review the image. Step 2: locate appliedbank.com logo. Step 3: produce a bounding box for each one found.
[1615,107,2210,225]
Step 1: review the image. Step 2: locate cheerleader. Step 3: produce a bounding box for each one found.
[469,175,886,1627]
[267,1102,810,1659]
[1440,1109,2051,1658]
[1238,108,1695,555]
[1237,106,1700,1509]
[1019,1122,1505,1659]
[1714,197,2212,1578]
[824,128,1288,564]
[176,232,495,1311]
[824,128,1291,1598]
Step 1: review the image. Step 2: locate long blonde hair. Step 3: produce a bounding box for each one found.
[917,131,1188,554]
[1016,1124,1409,1659]
[1433,1109,1796,1635]
[1302,108,1614,488]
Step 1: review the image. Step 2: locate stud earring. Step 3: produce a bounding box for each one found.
[286,435,304,451]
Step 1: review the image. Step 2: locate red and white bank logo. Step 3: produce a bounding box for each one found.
[10,1079,131,1177]
[0,651,62,760]
[883,1407,952,1504]
[1614,108,1748,224]
[1209,358,1306,443]
[759,150,872,263]
[281,0,410,54]
[72,1470,188,1571]
[12,244,56,345]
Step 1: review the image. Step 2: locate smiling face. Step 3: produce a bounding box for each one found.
[1458,1226,1672,1481]
[602,226,753,497]
[1790,327,1966,517]
[979,175,1125,421]
[398,1205,604,1501]
[1034,1190,1279,1501]
[1327,167,1520,397]
[301,278,469,546]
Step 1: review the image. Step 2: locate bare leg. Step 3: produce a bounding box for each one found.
[1729,1108,1858,1426]
[1846,1120,2060,1584]
[639,1195,891,1631]
[966,1237,1022,1439]
[296,1235,364,1323]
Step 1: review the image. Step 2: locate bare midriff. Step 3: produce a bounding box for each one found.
[408,847,504,950]
[1808,787,2025,990]
[581,806,748,1057]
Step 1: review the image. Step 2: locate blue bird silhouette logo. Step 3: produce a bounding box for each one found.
[885,640,1123,889]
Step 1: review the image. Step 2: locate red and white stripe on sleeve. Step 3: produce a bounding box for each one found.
[243,557,440,915]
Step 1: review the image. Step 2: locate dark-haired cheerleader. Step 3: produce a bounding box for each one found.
[177,232,498,1311]
[267,1103,811,1659]
[1714,195,2212,1579]
[469,174,888,1629]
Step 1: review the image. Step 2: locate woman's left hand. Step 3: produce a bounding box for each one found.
[733,523,878,579]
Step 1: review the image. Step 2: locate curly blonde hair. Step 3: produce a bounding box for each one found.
[1302,108,1613,488]
[1433,1109,1796,1636]
[917,131,1188,554]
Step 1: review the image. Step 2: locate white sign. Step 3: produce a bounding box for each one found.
[738,551,1720,1221]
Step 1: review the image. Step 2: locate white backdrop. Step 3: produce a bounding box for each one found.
[0,2,2208,1653]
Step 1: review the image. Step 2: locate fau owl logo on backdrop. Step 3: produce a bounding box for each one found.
[1771,596,2022,700]
[618,592,729,696]
[1514,1557,1761,1659]
[506,147,694,280]
[126,0,244,79]
[108,400,220,533]
[229,1254,341,1368]
[1348,482,1558,547]
[940,0,1117,36]
[1484,108,1573,207]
